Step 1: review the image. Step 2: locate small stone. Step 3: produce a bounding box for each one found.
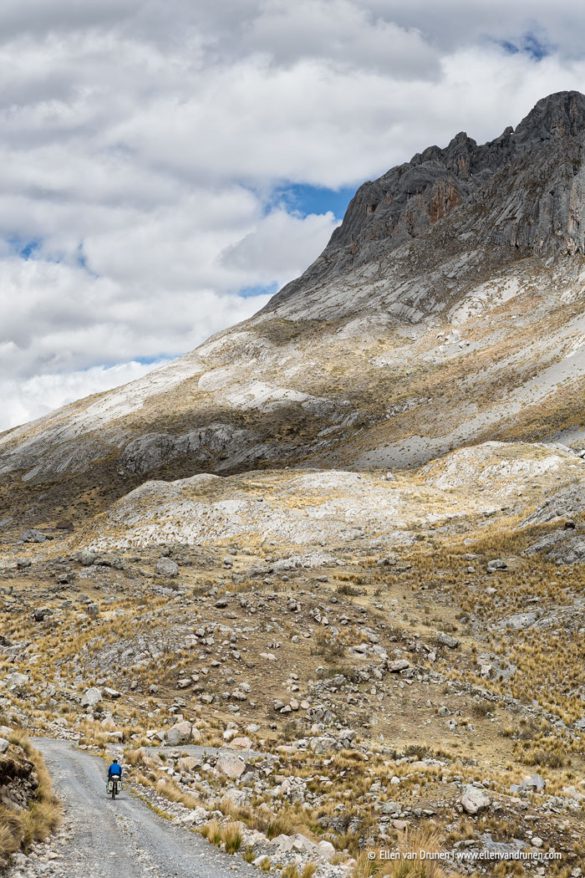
[437,632,459,649]
[487,558,507,573]
[388,659,410,672]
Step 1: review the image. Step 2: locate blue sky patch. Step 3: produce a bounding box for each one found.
[7,236,42,260]
[134,355,172,365]
[274,183,355,220]
[239,282,279,298]
[499,32,551,60]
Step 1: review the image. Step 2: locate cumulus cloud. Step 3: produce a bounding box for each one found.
[0,360,161,431]
[221,210,338,287]
[3,0,585,429]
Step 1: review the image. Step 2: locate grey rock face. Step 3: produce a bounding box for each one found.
[268,91,585,312]
[522,483,585,526]
[526,530,585,564]
[119,423,256,476]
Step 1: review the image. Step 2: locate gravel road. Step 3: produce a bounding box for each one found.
[32,738,257,878]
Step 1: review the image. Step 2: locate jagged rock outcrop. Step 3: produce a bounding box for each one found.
[268,91,585,312]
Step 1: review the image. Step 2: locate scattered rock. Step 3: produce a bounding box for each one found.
[437,632,460,648]
[387,659,410,672]
[487,558,507,573]
[20,528,48,543]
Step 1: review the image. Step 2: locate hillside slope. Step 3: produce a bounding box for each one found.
[3,91,585,525]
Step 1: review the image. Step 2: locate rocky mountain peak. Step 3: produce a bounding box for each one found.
[268,91,585,313]
[515,90,585,143]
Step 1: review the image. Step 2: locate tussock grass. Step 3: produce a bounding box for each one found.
[154,777,200,809]
[0,733,61,867]
[222,821,243,853]
[201,819,242,853]
[354,827,447,878]
[201,818,223,846]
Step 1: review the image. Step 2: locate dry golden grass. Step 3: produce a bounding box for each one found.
[354,827,446,878]
[200,819,223,846]
[153,778,200,810]
[222,822,243,854]
[0,733,61,867]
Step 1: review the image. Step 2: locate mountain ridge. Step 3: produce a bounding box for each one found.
[267,90,585,315]
[3,92,585,525]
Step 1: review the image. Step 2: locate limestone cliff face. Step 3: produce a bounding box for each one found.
[268,91,585,311]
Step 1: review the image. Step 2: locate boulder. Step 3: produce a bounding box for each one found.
[178,756,202,772]
[487,558,507,573]
[518,773,545,792]
[461,784,491,815]
[5,673,28,691]
[32,607,53,622]
[156,557,179,577]
[81,687,103,708]
[318,840,336,861]
[0,738,9,754]
[78,550,97,566]
[20,528,47,543]
[166,720,192,746]
[216,753,246,779]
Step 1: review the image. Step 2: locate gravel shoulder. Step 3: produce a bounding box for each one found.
[26,738,256,878]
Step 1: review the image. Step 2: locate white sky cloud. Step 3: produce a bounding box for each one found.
[2,1,585,428]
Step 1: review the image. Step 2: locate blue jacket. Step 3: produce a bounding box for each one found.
[108,763,122,779]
